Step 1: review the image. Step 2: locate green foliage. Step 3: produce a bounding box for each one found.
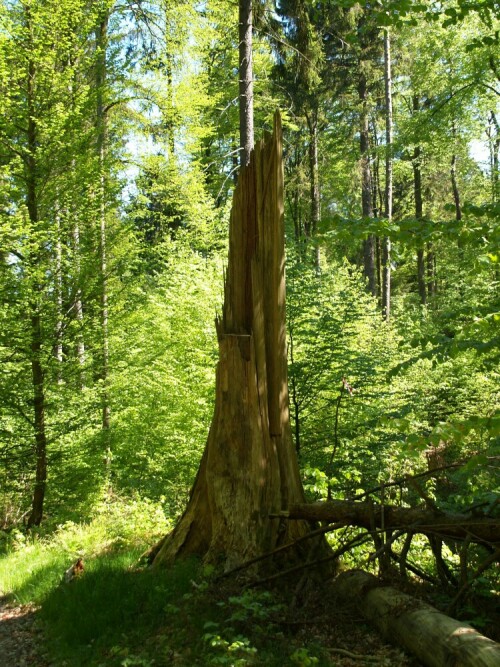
[107,245,221,514]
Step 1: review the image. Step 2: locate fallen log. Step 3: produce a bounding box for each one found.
[280,500,500,546]
[334,569,500,667]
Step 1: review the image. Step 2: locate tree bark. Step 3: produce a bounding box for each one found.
[152,114,316,571]
[239,0,254,167]
[335,570,500,667]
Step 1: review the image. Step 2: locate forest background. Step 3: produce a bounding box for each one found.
[0,0,499,665]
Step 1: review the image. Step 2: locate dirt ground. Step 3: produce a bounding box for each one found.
[0,597,49,667]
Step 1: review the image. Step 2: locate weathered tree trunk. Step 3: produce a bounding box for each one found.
[335,570,500,667]
[152,114,314,571]
[238,0,254,167]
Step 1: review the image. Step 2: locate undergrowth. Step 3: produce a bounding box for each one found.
[0,498,329,666]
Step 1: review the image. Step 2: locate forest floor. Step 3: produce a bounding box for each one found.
[0,596,49,666]
[269,581,422,667]
[0,584,421,667]
[1,576,497,666]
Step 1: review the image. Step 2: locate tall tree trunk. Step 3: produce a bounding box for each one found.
[412,98,426,306]
[426,242,436,297]
[450,126,463,294]
[72,217,86,385]
[151,114,316,571]
[450,154,462,224]
[26,52,47,528]
[55,201,64,381]
[306,111,320,269]
[488,111,499,202]
[165,47,175,160]
[306,113,320,236]
[238,0,254,167]
[288,328,301,455]
[382,29,392,322]
[96,15,110,433]
[371,118,383,218]
[358,70,376,296]
[28,306,48,528]
[68,58,86,383]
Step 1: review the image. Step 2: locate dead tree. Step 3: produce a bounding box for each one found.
[151,114,317,571]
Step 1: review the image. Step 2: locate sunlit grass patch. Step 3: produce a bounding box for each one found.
[0,496,170,604]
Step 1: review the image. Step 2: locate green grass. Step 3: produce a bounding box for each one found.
[0,499,330,666]
[0,496,170,605]
[41,555,201,666]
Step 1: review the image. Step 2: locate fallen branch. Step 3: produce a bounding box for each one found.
[247,533,371,588]
[328,647,383,662]
[216,521,347,580]
[281,500,500,546]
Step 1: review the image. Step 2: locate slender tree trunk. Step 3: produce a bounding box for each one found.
[26,51,47,528]
[371,118,383,218]
[306,111,320,269]
[293,186,301,241]
[288,328,301,455]
[289,144,303,242]
[412,98,426,306]
[382,29,392,321]
[426,242,436,297]
[450,126,463,294]
[238,0,254,167]
[96,16,110,433]
[28,307,48,528]
[307,113,320,236]
[55,202,64,381]
[488,111,499,202]
[72,217,86,384]
[358,70,376,296]
[372,118,382,299]
[165,48,175,160]
[450,154,462,224]
[68,61,86,382]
